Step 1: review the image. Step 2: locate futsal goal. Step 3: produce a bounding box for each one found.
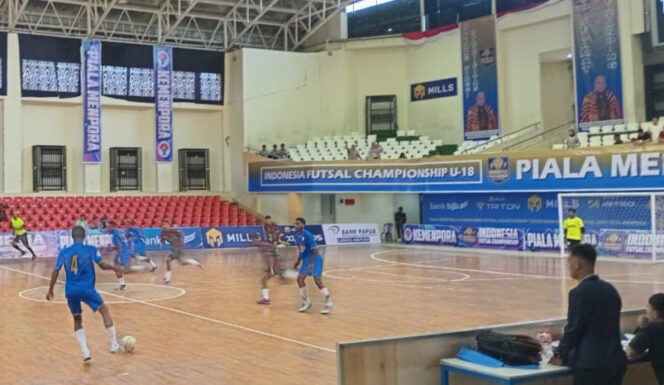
[557,192,664,262]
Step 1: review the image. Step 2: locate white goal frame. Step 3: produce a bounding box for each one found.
[557,192,662,262]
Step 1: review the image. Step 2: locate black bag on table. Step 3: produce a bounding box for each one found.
[476,331,542,366]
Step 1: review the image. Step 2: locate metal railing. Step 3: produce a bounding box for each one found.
[459,121,541,154]
[502,120,575,151]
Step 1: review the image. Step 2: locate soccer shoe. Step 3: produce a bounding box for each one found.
[115,284,126,291]
[320,302,333,315]
[298,301,312,313]
[31,254,37,261]
[149,259,157,272]
[256,298,271,305]
[82,349,91,362]
[19,250,26,257]
[110,343,122,354]
[161,278,170,284]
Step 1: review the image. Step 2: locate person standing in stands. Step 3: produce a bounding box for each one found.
[550,244,627,385]
[75,214,89,232]
[627,293,664,385]
[10,210,37,260]
[258,144,269,157]
[563,208,584,249]
[394,207,407,241]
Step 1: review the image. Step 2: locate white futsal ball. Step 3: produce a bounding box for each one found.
[122,336,136,353]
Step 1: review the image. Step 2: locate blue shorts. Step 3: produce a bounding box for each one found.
[66,289,103,315]
[115,249,131,268]
[130,241,146,256]
[299,254,323,278]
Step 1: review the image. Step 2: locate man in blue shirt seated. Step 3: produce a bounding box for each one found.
[46,226,124,361]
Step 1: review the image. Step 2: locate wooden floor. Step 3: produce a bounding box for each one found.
[2,244,664,385]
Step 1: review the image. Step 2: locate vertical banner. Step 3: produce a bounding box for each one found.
[82,40,102,163]
[461,15,499,141]
[154,45,173,163]
[573,0,623,131]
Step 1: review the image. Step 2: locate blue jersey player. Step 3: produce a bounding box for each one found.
[108,221,154,290]
[46,226,122,361]
[293,217,333,314]
[127,222,157,271]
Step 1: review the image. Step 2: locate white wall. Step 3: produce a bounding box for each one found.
[2,33,225,195]
[334,193,420,226]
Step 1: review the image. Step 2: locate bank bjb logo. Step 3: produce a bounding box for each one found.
[487,157,509,183]
[528,195,542,212]
[206,228,223,247]
[602,232,624,254]
[403,227,413,242]
[413,84,426,100]
[462,227,477,244]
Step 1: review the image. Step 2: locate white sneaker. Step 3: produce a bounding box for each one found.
[149,259,157,272]
[110,342,122,354]
[161,278,170,284]
[320,302,333,315]
[82,349,91,362]
[298,301,312,313]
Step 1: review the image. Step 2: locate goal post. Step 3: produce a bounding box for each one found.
[557,192,664,262]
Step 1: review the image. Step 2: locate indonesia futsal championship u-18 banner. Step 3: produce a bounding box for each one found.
[82,40,102,163]
[154,45,173,163]
[573,0,623,131]
[461,15,499,141]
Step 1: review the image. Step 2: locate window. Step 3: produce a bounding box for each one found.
[110,147,142,191]
[199,72,222,102]
[102,66,128,96]
[347,0,421,38]
[19,34,81,97]
[32,146,67,191]
[496,0,548,14]
[174,71,196,100]
[366,95,397,135]
[424,0,491,29]
[179,149,210,191]
[128,67,153,97]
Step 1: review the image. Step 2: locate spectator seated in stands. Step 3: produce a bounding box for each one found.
[564,129,581,149]
[626,293,664,385]
[650,116,661,130]
[258,144,269,157]
[278,143,289,159]
[633,128,652,144]
[347,144,360,160]
[97,215,107,229]
[613,134,624,145]
[268,144,280,159]
[399,153,407,159]
[75,214,89,231]
[367,142,383,160]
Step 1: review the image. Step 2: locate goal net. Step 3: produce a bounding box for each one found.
[557,193,664,262]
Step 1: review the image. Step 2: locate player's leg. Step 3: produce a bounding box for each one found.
[312,255,332,314]
[11,235,25,256]
[163,255,173,283]
[19,234,37,258]
[257,270,272,304]
[97,304,120,353]
[175,250,203,269]
[296,258,312,312]
[81,289,120,353]
[113,254,126,290]
[67,295,90,361]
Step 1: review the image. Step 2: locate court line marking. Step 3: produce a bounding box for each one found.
[18,283,186,304]
[0,264,336,354]
[369,250,557,279]
[359,269,470,283]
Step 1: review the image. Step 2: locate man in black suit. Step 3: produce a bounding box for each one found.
[550,244,627,385]
[394,207,407,241]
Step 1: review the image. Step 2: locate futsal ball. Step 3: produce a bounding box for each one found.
[121,336,136,353]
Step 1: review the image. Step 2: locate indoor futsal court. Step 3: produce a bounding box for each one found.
[2,244,664,385]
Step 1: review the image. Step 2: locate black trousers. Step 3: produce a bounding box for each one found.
[395,223,404,239]
[573,367,626,385]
